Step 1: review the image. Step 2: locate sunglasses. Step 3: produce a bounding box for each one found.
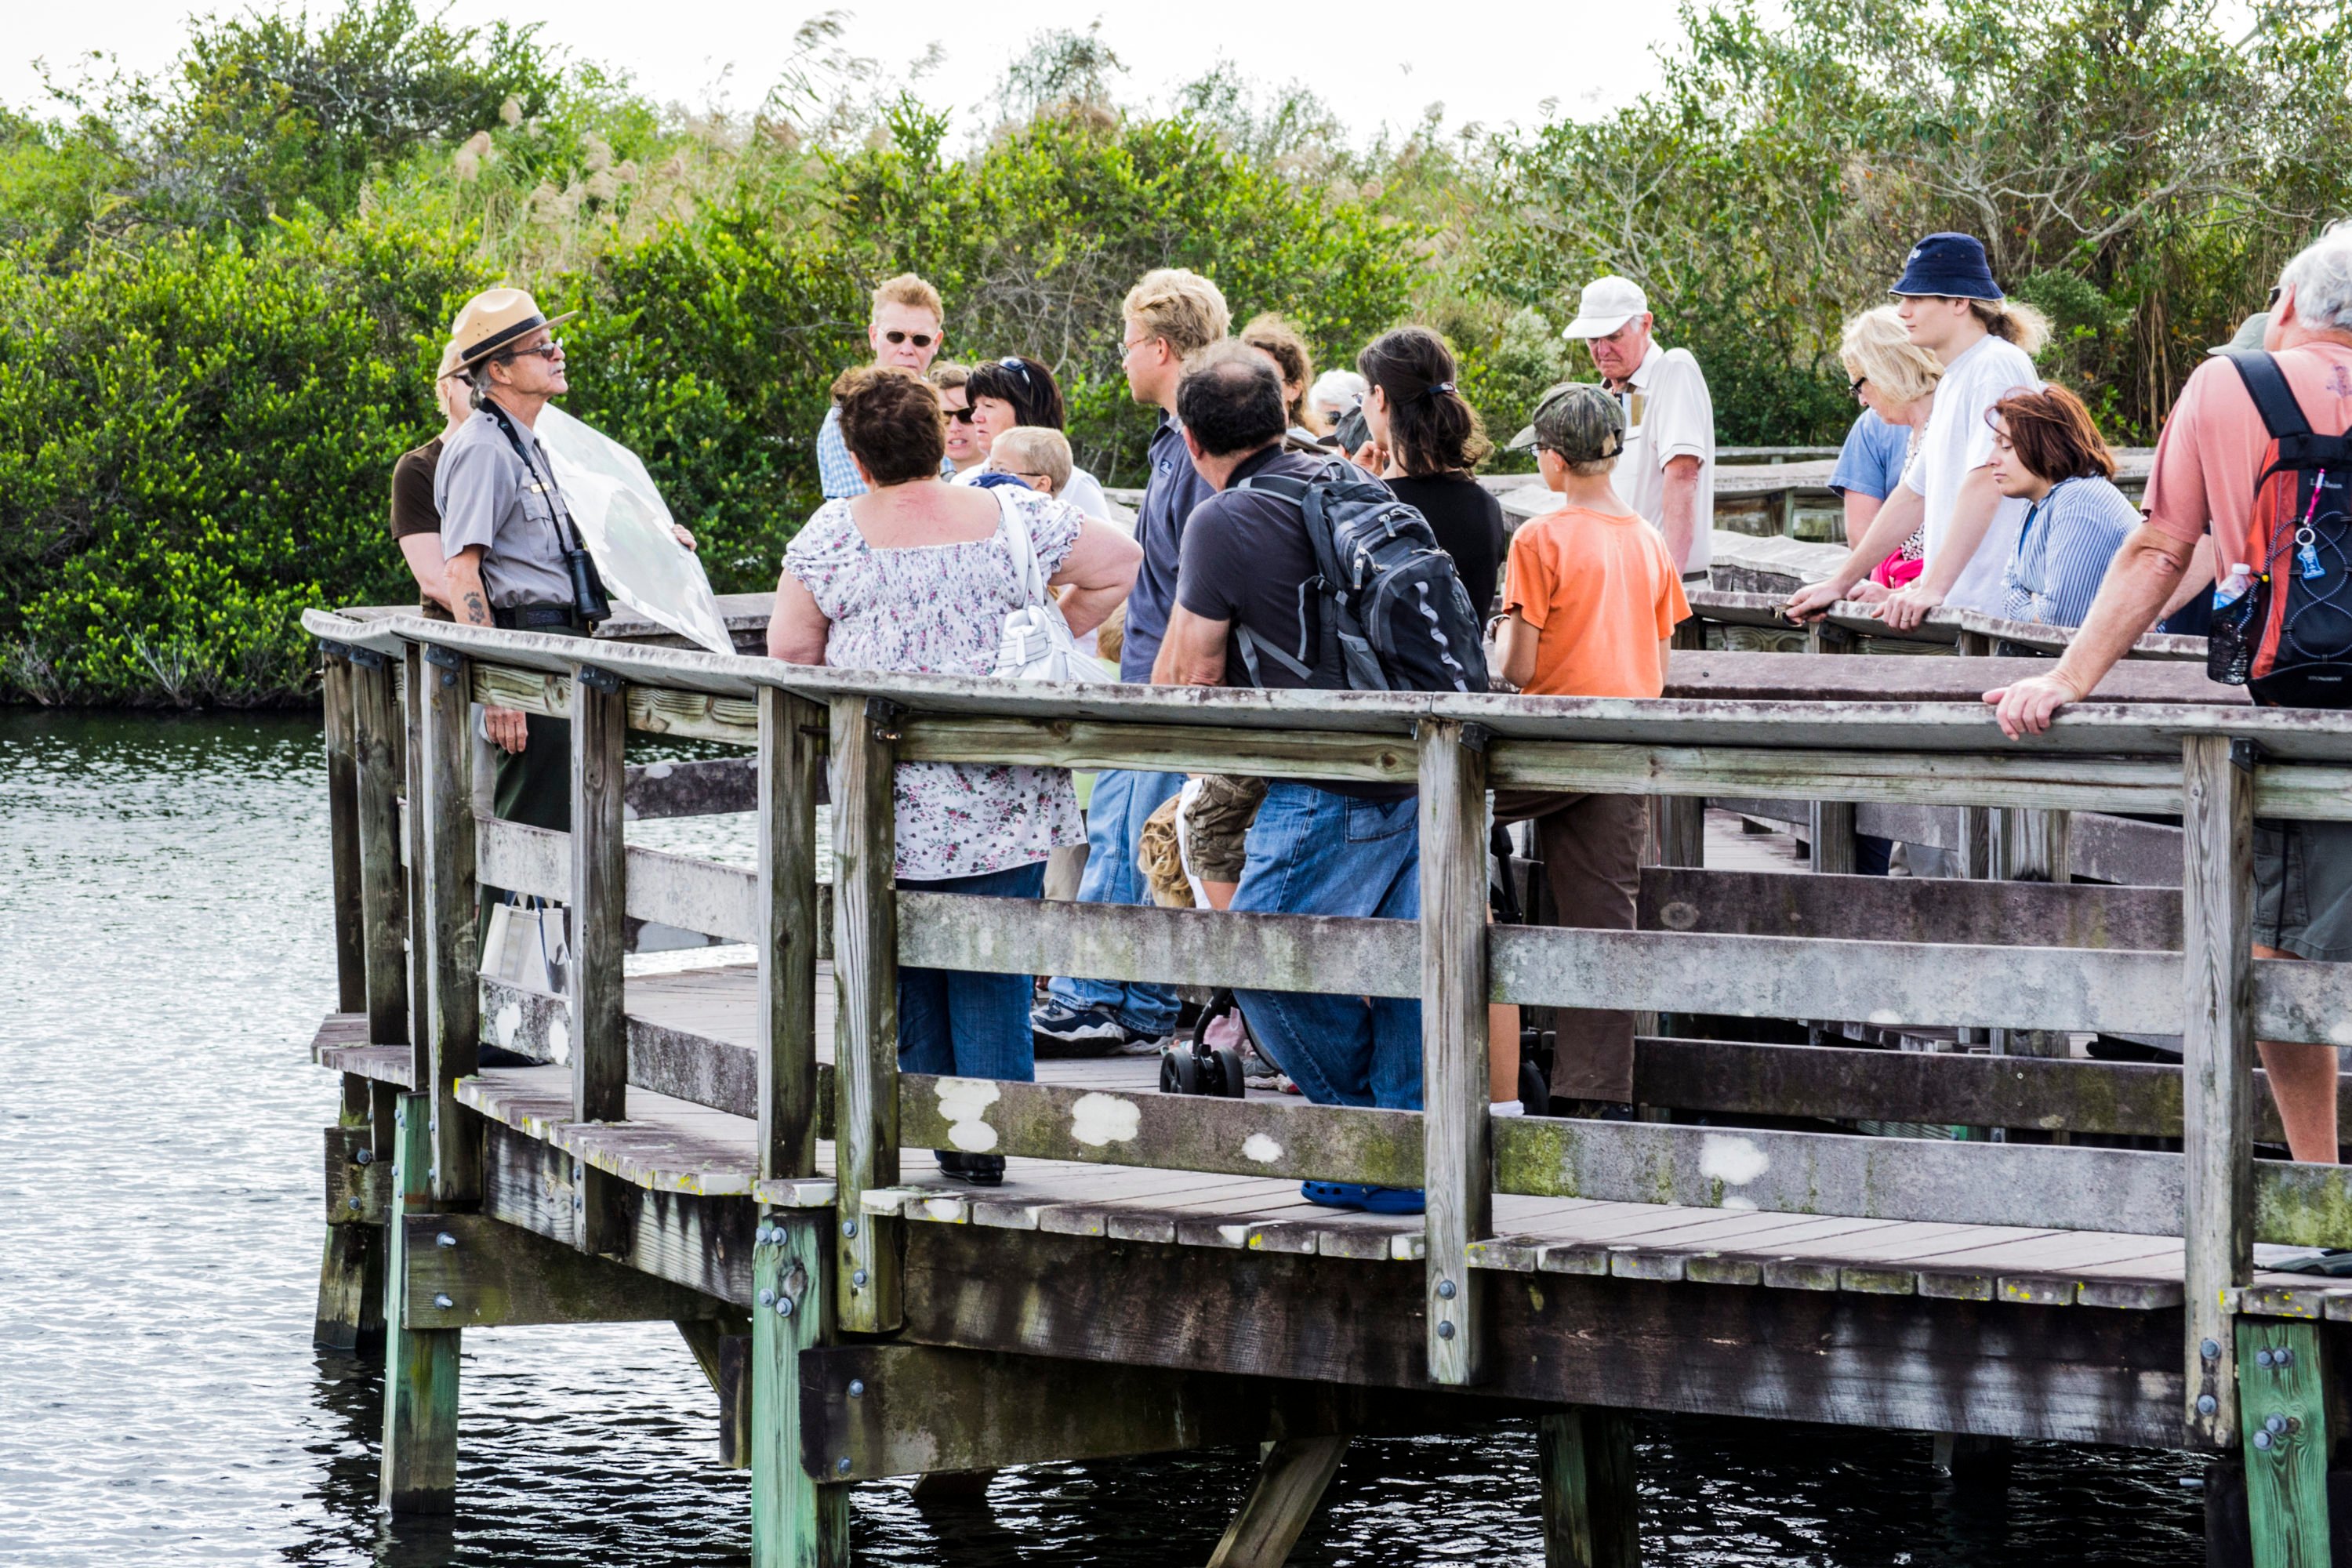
[884,329,935,348]
[2268,284,2283,307]
[1849,374,1869,401]
[996,355,1034,386]
[497,339,564,365]
[947,405,978,423]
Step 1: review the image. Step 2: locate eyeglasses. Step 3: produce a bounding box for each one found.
[884,329,936,348]
[1118,334,1154,359]
[498,339,564,365]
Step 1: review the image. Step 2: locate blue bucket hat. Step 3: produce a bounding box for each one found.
[1889,232,2003,300]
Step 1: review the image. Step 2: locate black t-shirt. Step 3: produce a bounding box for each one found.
[1386,473,1504,615]
[1176,445,1413,801]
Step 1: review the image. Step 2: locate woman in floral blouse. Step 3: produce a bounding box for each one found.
[768,365,1141,1185]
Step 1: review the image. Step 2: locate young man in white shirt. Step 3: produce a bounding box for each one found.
[1788,233,2048,627]
[1563,275,1715,575]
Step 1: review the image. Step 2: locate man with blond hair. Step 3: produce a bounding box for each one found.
[818,273,949,499]
[1031,266,1231,1053]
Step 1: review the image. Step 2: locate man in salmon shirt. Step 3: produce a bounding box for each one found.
[1490,383,1692,1114]
[1989,223,2352,1163]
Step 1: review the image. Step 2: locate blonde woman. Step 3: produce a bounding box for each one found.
[1832,306,1944,601]
[1791,233,2049,628]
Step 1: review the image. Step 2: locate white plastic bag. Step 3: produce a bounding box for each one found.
[533,404,734,655]
[481,897,570,1000]
[992,489,1109,684]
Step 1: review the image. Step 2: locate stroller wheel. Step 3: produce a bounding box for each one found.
[1518,1060,1550,1116]
[1161,1046,1204,1095]
[1210,1044,1247,1098]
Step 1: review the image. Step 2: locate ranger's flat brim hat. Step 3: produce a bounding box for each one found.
[448,287,579,368]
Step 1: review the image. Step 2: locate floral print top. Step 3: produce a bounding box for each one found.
[784,485,1087,882]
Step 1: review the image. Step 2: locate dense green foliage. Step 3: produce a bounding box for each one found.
[3,0,2347,705]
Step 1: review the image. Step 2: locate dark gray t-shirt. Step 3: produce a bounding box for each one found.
[434,407,575,610]
[1121,414,1217,681]
[1176,445,1413,802]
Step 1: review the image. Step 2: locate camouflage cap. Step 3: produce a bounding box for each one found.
[1507,383,1625,462]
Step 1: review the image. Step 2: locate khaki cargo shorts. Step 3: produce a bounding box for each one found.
[1181,774,1269,884]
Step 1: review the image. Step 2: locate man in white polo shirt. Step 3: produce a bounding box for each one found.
[1563,275,1715,575]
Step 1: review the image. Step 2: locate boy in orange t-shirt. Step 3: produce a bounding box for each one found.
[1490,383,1690,1112]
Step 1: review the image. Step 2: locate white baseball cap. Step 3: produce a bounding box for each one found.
[1561,275,1650,339]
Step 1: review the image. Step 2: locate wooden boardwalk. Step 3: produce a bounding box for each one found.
[303,600,2352,1566]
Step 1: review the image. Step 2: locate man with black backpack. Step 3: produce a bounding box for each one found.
[1152,343,1489,1216]
[1988,223,2352,1165]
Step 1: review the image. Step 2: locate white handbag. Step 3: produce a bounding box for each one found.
[992,488,1110,684]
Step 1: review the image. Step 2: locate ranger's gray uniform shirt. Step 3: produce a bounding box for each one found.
[436,407,575,609]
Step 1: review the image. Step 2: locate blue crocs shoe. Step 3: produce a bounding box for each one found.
[1356,1185,1425,1215]
[1301,1181,1367,1209]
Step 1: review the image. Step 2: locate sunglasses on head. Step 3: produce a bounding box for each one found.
[997,355,1034,386]
[884,329,935,348]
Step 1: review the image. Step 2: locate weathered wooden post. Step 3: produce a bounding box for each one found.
[1538,1408,1641,1568]
[749,685,850,1563]
[759,687,826,1181]
[379,1091,459,1513]
[570,662,630,1254]
[350,647,408,1047]
[416,645,481,1206]
[1805,623,1857,877]
[1419,717,1490,1385]
[1994,807,2071,1062]
[832,695,902,1333]
[2180,733,2253,1447]
[404,644,432,1057]
[315,644,384,1351]
[1653,621,1708,868]
[321,647,367,1014]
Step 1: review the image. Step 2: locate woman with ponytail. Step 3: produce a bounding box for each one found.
[1356,326,1506,614]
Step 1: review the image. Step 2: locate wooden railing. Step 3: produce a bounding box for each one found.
[307,604,2352,1448]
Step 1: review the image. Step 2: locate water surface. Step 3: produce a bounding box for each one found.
[0,709,2207,1565]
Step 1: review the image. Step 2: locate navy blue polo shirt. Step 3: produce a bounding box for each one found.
[1121,414,1217,681]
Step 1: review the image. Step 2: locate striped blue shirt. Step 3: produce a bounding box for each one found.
[2001,474,2140,627]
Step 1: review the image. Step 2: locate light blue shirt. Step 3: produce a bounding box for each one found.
[816,403,956,500]
[1828,409,1912,501]
[2002,474,2140,627]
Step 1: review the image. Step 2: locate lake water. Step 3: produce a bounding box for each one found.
[0,708,2210,1566]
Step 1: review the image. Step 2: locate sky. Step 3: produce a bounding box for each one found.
[5,2,1694,141]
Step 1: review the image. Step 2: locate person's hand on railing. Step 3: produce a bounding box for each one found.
[1984,673,2085,739]
[485,705,529,753]
[670,524,698,552]
[1875,582,1944,632]
[1783,576,1849,623]
[1842,579,1890,604]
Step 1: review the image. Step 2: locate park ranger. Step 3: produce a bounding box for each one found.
[435,286,596,865]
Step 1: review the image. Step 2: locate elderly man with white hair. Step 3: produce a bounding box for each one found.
[1562,274,1716,574]
[1988,221,2352,1167]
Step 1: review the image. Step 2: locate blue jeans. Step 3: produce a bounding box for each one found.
[1044,768,1185,1033]
[1231,783,1423,1110]
[898,861,1047,1081]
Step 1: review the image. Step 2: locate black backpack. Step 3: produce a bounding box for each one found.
[2208,351,2352,706]
[1229,459,1490,695]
